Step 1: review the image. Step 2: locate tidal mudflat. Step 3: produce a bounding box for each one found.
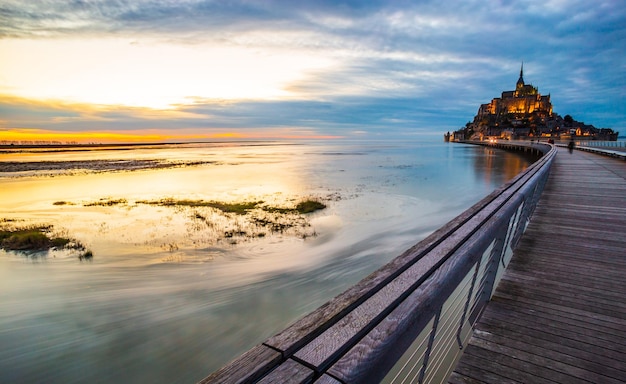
[0,140,531,383]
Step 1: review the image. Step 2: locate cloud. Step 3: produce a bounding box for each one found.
[0,0,624,138]
[0,90,480,141]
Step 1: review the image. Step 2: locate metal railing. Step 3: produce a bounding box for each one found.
[200,142,556,384]
[569,141,626,160]
[575,140,625,148]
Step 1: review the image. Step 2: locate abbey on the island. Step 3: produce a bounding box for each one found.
[447,64,617,141]
[476,64,552,124]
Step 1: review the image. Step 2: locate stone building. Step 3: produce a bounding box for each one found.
[477,64,552,119]
[473,64,553,137]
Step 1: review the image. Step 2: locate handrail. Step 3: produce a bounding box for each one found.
[200,142,557,384]
[572,144,626,160]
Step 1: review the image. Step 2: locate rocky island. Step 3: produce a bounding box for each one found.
[447,64,618,142]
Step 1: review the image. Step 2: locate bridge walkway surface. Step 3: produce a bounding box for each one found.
[449,147,626,383]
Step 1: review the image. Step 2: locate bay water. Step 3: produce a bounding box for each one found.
[0,140,532,383]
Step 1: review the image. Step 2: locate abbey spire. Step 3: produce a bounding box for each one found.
[516,62,525,89]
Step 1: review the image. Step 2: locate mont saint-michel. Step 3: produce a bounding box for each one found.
[448,65,619,142]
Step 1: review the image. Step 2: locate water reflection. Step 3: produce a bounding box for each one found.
[471,146,534,186]
[0,141,531,383]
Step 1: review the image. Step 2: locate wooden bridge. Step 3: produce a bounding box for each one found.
[200,142,626,384]
[450,146,626,383]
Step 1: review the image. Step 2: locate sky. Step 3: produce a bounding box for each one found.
[1,0,625,143]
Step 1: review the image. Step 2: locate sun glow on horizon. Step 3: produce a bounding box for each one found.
[0,128,258,144]
[0,128,344,144]
[0,38,334,109]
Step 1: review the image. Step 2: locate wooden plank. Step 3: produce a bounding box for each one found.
[501,271,626,301]
[512,242,626,263]
[500,270,626,308]
[197,345,282,384]
[470,327,626,380]
[508,253,626,276]
[313,374,343,384]
[469,337,624,384]
[447,371,494,384]
[511,257,626,275]
[454,346,555,384]
[491,291,626,329]
[506,256,626,282]
[255,359,314,384]
[490,282,626,320]
[475,315,626,364]
[527,216,626,233]
[482,294,626,352]
[491,295,626,335]
[505,258,626,283]
[488,296,626,341]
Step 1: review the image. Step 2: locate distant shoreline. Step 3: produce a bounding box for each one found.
[0,140,270,149]
[0,142,181,149]
[0,140,300,153]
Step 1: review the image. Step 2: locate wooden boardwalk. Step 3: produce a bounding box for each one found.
[450,147,626,384]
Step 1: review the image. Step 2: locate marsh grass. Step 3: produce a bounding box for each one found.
[137,198,326,215]
[295,200,326,213]
[0,222,93,259]
[84,198,128,207]
[62,197,326,216]
[79,250,93,261]
[171,198,325,248]
[262,199,326,214]
[137,198,261,214]
[44,196,328,255]
[0,226,52,251]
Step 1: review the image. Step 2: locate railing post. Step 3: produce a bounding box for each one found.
[457,260,481,349]
[476,222,509,316]
[417,309,442,384]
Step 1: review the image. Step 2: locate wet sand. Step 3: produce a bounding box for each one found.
[0,159,217,174]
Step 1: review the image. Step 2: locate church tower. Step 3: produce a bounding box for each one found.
[516,63,525,90]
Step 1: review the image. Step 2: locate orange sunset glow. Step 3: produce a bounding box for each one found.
[0,128,246,144]
[0,128,343,144]
[0,34,340,143]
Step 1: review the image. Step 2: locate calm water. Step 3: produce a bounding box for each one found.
[0,140,531,383]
